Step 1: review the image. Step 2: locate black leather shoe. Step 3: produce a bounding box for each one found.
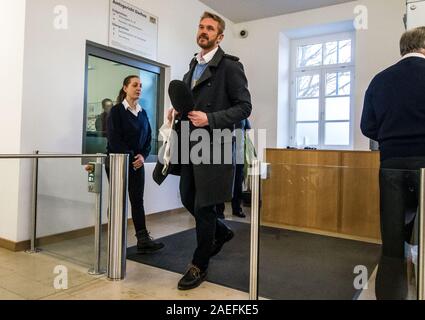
[232,211,246,218]
[178,264,207,290]
[210,229,234,257]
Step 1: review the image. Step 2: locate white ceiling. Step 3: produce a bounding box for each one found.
[198,0,356,23]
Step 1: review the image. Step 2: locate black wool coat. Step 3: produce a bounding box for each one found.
[180,46,252,208]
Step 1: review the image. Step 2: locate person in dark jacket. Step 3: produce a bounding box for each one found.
[107,75,164,254]
[168,12,252,290]
[360,26,425,300]
[216,119,252,219]
[95,98,113,136]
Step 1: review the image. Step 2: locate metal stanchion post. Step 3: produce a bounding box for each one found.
[419,169,425,300]
[107,154,129,281]
[26,150,40,254]
[89,155,105,275]
[249,160,260,300]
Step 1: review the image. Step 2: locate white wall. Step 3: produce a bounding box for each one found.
[7,0,235,242]
[354,0,406,149]
[277,33,290,148]
[0,0,26,241]
[230,0,406,151]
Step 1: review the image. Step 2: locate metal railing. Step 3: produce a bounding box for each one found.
[107,154,129,280]
[0,152,129,280]
[88,155,105,276]
[249,160,260,300]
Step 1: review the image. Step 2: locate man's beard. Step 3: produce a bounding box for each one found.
[197,35,217,49]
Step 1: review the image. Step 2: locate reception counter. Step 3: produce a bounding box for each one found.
[261,149,381,242]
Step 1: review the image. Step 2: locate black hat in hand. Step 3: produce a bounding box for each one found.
[168,80,194,116]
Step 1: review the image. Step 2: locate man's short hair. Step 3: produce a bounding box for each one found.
[200,11,226,35]
[400,26,425,56]
[102,98,112,108]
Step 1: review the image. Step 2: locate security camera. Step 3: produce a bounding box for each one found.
[239,30,248,38]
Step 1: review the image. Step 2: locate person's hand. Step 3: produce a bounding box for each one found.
[84,164,94,173]
[132,154,145,170]
[188,111,209,127]
[167,108,180,124]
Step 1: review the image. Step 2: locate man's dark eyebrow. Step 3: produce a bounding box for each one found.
[199,23,216,29]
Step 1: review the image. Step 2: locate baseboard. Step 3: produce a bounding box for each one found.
[0,237,29,252]
[261,221,382,244]
[0,207,186,252]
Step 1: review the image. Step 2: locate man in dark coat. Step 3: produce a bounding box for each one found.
[360,26,425,300]
[171,11,252,290]
[216,119,252,219]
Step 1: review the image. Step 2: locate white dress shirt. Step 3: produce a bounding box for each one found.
[122,99,142,117]
[401,52,425,60]
[195,46,219,65]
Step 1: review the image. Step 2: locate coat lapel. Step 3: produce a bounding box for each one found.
[183,57,197,88]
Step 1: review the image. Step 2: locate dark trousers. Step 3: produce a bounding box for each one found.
[106,162,147,233]
[232,163,244,213]
[216,163,244,215]
[376,157,425,300]
[179,164,230,271]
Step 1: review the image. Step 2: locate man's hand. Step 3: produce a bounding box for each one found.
[132,154,145,170]
[167,107,180,124]
[188,111,209,127]
[84,164,94,173]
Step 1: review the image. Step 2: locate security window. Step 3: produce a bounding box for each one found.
[82,41,168,164]
[290,33,355,149]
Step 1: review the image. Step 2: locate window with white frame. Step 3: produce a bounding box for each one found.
[290,32,355,149]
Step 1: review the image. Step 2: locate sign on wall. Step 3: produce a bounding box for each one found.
[109,0,158,60]
[407,0,425,29]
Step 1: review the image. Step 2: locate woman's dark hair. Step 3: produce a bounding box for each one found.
[116,75,140,104]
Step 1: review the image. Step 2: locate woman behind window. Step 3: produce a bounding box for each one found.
[107,75,164,253]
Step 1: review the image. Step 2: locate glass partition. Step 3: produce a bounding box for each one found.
[36,156,108,272]
[257,163,419,300]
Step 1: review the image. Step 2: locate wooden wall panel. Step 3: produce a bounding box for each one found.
[339,152,381,239]
[262,165,339,232]
[262,149,381,241]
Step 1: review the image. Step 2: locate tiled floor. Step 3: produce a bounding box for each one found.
[0,206,416,300]
[0,207,250,300]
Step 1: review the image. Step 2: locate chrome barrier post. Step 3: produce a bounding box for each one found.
[419,169,425,300]
[107,154,129,281]
[249,160,260,300]
[88,155,105,275]
[26,150,40,254]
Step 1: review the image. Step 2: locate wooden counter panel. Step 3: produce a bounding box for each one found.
[262,149,381,240]
[266,149,341,166]
[339,152,381,239]
[262,164,339,232]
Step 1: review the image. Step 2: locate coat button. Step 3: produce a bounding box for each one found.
[207,82,212,87]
